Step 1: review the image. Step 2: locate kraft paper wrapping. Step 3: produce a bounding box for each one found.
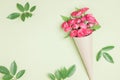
[73,35,93,80]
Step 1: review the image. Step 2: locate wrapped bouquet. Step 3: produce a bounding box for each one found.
[61,7,101,80]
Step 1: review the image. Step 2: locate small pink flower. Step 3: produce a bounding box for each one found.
[79,22,87,29]
[85,14,98,24]
[71,11,82,17]
[71,11,79,17]
[85,29,93,35]
[71,23,79,29]
[77,7,89,16]
[64,26,72,32]
[81,16,86,22]
[77,29,85,37]
[85,14,93,18]
[61,22,69,29]
[77,28,93,37]
[82,28,93,36]
[70,30,78,37]
[80,7,89,13]
[71,7,89,17]
[75,11,82,16]
[75,18,81,24]
[68,19,76,26]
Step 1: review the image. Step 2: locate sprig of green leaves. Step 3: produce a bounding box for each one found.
[7,2,36,22]
[61,15,71,22]
[96,46,115,63]
[0,61,25,80]
[48,65,76,80]
[90,25,101,31]
[64,33,70,38]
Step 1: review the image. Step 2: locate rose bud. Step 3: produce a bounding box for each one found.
[61,22,69,29]
[85,14,98,24]
[71,11,79,17]
[85,29,93,35]
[77,29,85,37]
[68,19,76,26]
[70,30,78,37]
[80,7,89,13]
[64,26,72,32]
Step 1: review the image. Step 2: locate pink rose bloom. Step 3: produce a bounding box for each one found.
[84,29,93,35]
[81,16,86,22]
[70,30,78,37]
[64,26,72,32]
[79,22,87,29]
[71,7,89,17]
[77,29,85,37]
[80,7,89,13]
[68,19,76,26]
[75,18,81,24]
[71,11,79,17]
[61,22,71,32]
[85,14,98,24]
[77,28,93,37]
[77,32,83,37]
[62,22,69,29]
[72,23,79,29]
[77,7,89,16]
[87,23,94,27]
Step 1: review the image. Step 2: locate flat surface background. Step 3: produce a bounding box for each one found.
[0,0,120,80]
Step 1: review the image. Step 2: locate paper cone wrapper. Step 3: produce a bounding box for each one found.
[73,35,93,80]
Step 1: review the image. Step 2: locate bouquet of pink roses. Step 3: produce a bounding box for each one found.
[61,7,101,80]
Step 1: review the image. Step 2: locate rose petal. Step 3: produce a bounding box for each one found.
[79,22,87,29]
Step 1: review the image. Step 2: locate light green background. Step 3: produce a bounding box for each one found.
[0,0,120,80]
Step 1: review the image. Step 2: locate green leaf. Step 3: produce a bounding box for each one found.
[28,13,32,17]
[16,70,25,79]
[0,66,9,74]
[90,25,101,31]
[103,53,114,63]
[55,70,61,80]
[30,6,36,12]
[102,46,115,52]
[59,67,68,79]
[96,50,103,61]
[17,3,24,12]
[75,7,80,10]
[24,2,30,11]
[61,15,71,21]
[10,61,17,75]
[64,33,70,38]
[21,13,25,22]
[2,74,13,80]
[48,73,55,80]
[7,13,20,19]
[67,65,76,77]
[25,12,30,18]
